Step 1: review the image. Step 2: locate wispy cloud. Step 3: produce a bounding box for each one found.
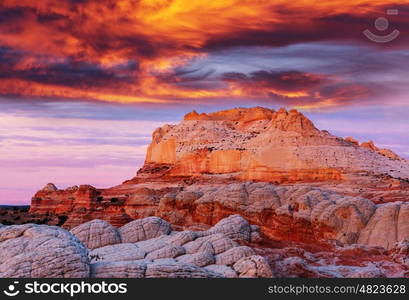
[0,113,166,204]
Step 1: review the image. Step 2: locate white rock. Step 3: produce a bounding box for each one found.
[184,233,237,255]
[358,202,409,249]
[145,245,185,260]
[207,215,252,241]
[0,224,89,278]
[215,246,255,266]
[176,251,215,267]
[70,219,121,250]
[89,243,146,263]
[118,217,171,243]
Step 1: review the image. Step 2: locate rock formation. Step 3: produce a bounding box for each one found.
[2,215,408,278]
[0,224,89,278]
[0,216,274,278]
[70,219,121,250]
[118,217,171,243]
[141,107,409,182]
[12,106,409,278]
[27,181,408,251]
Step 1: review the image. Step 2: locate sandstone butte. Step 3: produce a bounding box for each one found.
[24,107,409,277]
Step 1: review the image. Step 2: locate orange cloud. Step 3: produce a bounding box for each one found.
[0,0,408,106]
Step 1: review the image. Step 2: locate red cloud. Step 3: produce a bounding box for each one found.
[0,0,408,107]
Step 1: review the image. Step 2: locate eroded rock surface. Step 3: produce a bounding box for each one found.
[2,215,409,278]
[91,261,146,278]
[26,181,409,251]
[118,217,171,243]
[70,219,121,250]
[0,224,89,278]
[85,215,273,278]
[358,202,409,249]
[262,243,408,278]
[233,255,274,278]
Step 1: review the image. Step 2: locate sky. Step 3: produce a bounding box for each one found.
[0,0,408,204]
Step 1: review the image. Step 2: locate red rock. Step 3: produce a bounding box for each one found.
[361,140,404,161]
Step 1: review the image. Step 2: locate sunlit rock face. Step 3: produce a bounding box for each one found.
[142,107,409,183]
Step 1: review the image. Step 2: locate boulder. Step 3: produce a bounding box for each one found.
[145,245,185,260]
[184,233,237,255]
[312,197,376,244]
[118,217,171,243]
[70,219,121,250]
[207,214,252,241]
[0,224,89,278]
[134,235,172,253]
[167,231,197,246]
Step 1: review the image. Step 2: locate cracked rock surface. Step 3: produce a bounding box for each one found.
[70,219,121,250]
[0,215,271,278]
[86,215,271,278]
[0,224,89,278]
[3,213,409,278]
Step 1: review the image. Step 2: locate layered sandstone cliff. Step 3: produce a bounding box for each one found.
[140,107,409,183]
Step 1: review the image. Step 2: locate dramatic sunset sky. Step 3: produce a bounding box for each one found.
[1,0,408,204]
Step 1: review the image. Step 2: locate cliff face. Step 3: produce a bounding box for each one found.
[141,107,409,183]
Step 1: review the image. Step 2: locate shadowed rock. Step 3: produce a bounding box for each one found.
[204,264,238,278]
[233,255,273,278]
[89,243,146,263]
[91,261,147,278]
[145,261,222,278]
